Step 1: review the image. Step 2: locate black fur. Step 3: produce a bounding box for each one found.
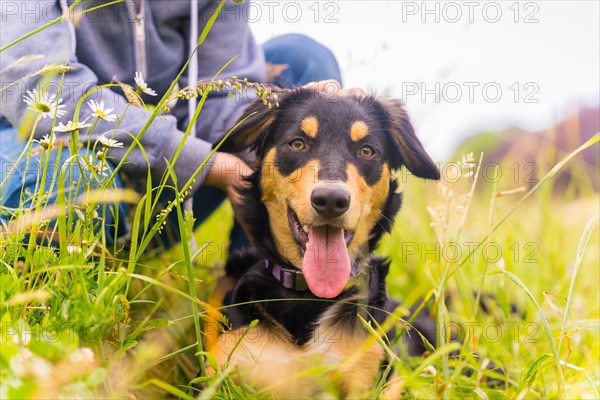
[218,89,439,182]
[211,88,441,387]
[224,253,396,345]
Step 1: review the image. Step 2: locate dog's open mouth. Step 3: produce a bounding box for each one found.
[288,208,354,299]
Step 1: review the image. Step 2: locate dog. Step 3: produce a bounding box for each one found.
[205,88,440,396]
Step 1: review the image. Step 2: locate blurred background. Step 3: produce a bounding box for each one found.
[251,0,599,184]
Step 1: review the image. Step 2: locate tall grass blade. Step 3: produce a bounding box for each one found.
[488,269,567,396]
[447,133,599,283]
[558,216,598,353]
[198,1,226,46]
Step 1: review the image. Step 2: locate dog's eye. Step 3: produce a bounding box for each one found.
[289,138,306,150]
[359,145,375,158]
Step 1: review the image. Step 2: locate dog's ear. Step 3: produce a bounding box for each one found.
[380,99,440,180]
[214,98,277,154]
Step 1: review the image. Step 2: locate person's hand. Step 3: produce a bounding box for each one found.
[203,151,251,207]
[302,79,366,97]
[204,151,255,243]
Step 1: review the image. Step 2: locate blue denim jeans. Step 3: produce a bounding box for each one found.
[0,34,341,247]
[0,118,128,244]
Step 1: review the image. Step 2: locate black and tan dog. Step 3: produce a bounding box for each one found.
[206,88,440,395]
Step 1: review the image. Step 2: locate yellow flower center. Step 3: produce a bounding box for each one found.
[36,103,51,113]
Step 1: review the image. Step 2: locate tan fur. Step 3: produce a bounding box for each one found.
[260,148,392,267]
[350,120,369,141]
[260,148,319,267]
[300,116,319,138]
[214,144,392,396]
[306,303,385,396]
[346,164,391,259]
[204,276,237,352]
[211,325,327,396]
[210,307,384,397]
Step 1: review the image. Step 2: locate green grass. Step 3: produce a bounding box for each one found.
[2,136,598,398]
[1,1,599,397]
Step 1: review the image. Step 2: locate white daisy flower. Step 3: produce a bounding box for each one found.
[134,71,157,96]
[53,119,91,133]
[23,88,66,119]
[87,100,117,122]
[66,245,82,255]
[85,155,111,177]
[97,134,124,149]
[98,164,111,177]
[38,134,54,150]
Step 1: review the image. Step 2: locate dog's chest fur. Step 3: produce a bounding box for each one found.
[223,250,395,346]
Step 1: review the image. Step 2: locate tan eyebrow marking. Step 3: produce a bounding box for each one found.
[300,116,319,138]
[350,120,369,141]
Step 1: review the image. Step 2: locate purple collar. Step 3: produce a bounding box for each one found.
[263,259,363,292]
[263,259,309,291]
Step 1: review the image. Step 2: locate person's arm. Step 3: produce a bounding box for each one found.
[0,0,224,194]
[177,0,267,145]
[177,0,267,199]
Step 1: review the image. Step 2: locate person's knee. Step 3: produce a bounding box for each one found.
[266,33,336,63]
[263,33,341,86]
[273,33,335,56]
[289,34,336,61]
[1,149,118,213]
[0,155,42,210]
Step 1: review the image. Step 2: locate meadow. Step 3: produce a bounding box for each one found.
[1,2,599,398]
[1,126,598,398]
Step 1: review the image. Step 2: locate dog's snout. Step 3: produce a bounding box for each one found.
[310,186,350,218]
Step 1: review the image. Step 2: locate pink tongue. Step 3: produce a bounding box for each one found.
[302,226,351,298]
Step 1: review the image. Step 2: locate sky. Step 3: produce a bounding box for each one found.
[249,1,600,160]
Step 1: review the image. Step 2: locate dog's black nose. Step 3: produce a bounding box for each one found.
[311,187,350,218]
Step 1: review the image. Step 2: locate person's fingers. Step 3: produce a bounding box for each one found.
[227,169,251,207]
[302,79,341,93]
[226,182,255,244]
[303,80,365,97]
[235,158,253,181]
[338,87,366,97]
[228,187,242,206]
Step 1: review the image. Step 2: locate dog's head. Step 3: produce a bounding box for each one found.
[219,89,439,298]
